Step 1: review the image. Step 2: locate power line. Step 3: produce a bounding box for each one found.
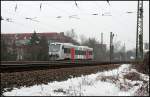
[2,5,65,31]
[74,0,79,8]
[106,0,110,6]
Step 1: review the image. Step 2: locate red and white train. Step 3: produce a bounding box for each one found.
[49,42,93,60]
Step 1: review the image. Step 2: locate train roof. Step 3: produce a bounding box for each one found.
[50,42,93,49]
[79,46,93,49]
[50,42,73,45]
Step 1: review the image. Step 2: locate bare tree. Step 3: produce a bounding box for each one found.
[81,37,107,61]
[113,41,127,61]
[79,34,87,45]
[64,29,80,45]
[113,41,121,53]
[65,29,77,40]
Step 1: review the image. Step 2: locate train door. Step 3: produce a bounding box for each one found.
[71,48,75,61]
[86,50,89,59]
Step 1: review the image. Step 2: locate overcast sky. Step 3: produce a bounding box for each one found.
[1,1,149,50]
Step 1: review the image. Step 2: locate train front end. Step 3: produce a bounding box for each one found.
[49,43,62,60]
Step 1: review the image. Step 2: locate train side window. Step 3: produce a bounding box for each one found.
[79,50,81,55]
[78,50,80,55]
[81,51,83,55]
[81,51,84,55]
[80,51,82,55]
[84,51,86,55]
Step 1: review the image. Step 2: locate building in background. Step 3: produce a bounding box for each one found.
[1,32,79,60]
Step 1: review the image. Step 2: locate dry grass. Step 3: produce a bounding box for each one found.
[133,51,149,74]
[1,64,120,93]
[123,72,141,81]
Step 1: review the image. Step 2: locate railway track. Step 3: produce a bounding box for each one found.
[1,60,142,73]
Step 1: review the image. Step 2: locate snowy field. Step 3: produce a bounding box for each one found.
[3,64,149,96]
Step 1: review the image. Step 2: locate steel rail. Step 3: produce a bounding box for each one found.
[0,60,142,73]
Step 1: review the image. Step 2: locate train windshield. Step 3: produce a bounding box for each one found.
[49,44,61,52]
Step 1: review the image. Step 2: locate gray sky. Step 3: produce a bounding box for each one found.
[1,1,149,50]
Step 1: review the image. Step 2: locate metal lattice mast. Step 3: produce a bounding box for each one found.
[136,0,143,60]
[110,32,114,62]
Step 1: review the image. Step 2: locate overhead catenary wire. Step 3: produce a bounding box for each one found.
[93,1,140,48]
[94,1,138,34]
[1,1,115,33]
[74,0,79,9]
[2,4,65,31]
[106,0,110,6]
[2,1,142,42]
[45,2,108,33]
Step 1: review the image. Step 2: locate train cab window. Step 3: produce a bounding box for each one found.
[64,48,67,53]
[49,44,61,52]
[62,46,64,49]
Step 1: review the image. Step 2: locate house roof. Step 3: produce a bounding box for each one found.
[1,32,79,45]
[1,32,61,40]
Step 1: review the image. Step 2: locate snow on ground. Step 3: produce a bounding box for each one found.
[3,64,149,96]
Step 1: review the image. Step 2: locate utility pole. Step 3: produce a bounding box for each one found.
[136,0,143,60]
[123,43,126,61]
[110,32,114,62]
[101,32,103,44]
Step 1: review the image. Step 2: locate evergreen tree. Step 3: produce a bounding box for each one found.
[25,31,40,61]
[25,31,49,61]
[38,36,49,61]
[29,30,40,45]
